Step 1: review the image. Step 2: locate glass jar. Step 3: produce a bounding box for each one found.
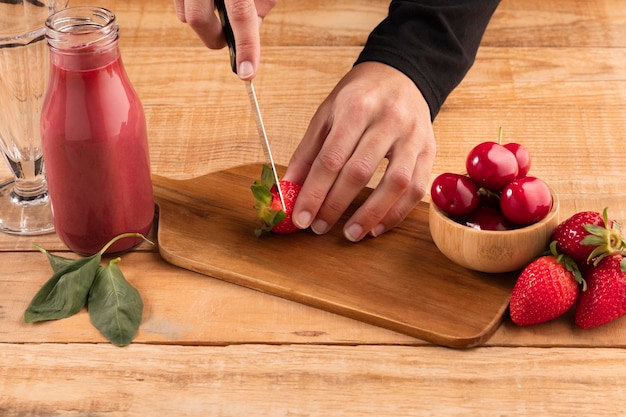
[41,6,154,255]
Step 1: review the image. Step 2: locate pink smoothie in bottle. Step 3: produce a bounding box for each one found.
[41,7,154,255]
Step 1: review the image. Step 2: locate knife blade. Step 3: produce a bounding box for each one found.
[215,0,287,212]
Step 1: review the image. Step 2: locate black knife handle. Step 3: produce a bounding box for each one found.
[215,0,238,74]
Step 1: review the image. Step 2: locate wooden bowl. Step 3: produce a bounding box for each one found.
[428,191,560,273]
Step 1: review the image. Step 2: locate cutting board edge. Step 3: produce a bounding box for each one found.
[157,242,507,349]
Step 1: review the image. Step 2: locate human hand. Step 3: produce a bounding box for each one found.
[173,0,277,80]
[282,61,437,242]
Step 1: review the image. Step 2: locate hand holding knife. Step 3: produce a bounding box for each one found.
[214,0,287,212]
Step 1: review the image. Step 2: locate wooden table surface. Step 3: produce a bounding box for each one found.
[2,0,626,415]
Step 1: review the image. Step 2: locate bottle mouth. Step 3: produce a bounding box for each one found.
[45,6,118,51]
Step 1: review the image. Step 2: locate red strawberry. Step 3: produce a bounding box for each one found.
[552,208,624,267]
[510,242,585,326]
[251,164,301,237]
[575,254,626,329]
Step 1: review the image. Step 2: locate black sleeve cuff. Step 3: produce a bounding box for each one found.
[354,0,500,120]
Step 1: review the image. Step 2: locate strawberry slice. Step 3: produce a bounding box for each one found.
[251,164,302,237]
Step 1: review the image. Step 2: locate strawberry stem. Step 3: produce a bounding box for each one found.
[582,208,626,266]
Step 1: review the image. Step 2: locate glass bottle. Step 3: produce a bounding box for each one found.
[41,6,154,255]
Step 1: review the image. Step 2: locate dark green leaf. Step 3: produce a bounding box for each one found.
[33,244,77,273]
[24,254,101,323]
[88,259,143,347]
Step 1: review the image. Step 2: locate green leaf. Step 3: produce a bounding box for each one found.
[260,163,276,188]
[24,254,101,323]
[88,258,143,347]
[33,244,77,273]
[251,183,272,205]
[582,224,609,238]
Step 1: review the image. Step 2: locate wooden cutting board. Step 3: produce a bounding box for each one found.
[153,164,517,348]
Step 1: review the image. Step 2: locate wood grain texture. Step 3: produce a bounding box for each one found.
[4,250,626,347]
[2,343,626,416]
[153,164,517,348]
[0,251,422,346]
[2,0,626,414]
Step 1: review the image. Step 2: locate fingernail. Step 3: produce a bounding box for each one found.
[238,60,254,79]
[344,223,363,242]
[294,211,312,229]
[311,219,329,235]
[258,16,263,26]
[370,224,385,238]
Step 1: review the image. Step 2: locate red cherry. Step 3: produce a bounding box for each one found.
[465,205,516,231]
[466,141,519,191]
[431,173,480,217]
[503,142,531,178]
[500,177,552,226]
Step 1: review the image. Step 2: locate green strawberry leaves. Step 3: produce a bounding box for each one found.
[251,164,286,237]
[581,208,626,265]
[24,233,151,347]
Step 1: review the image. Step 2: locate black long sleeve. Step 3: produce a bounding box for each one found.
[354,0,500,120]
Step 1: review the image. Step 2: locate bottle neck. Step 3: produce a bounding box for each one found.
[45,6,120,71]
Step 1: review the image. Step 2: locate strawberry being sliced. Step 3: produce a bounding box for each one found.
[551,208,625,268]
[575,254,626,329]
[251,164,302,237]
[510,242,585,326]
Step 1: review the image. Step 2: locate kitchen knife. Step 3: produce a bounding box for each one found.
[215,0,287,212]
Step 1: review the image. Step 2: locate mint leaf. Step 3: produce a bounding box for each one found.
[88,258,143,347]
[33,244,76,273]
[24,254,101,323]
[26,233,152,346]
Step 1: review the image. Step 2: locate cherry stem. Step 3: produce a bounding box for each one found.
[498,127,503,145]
